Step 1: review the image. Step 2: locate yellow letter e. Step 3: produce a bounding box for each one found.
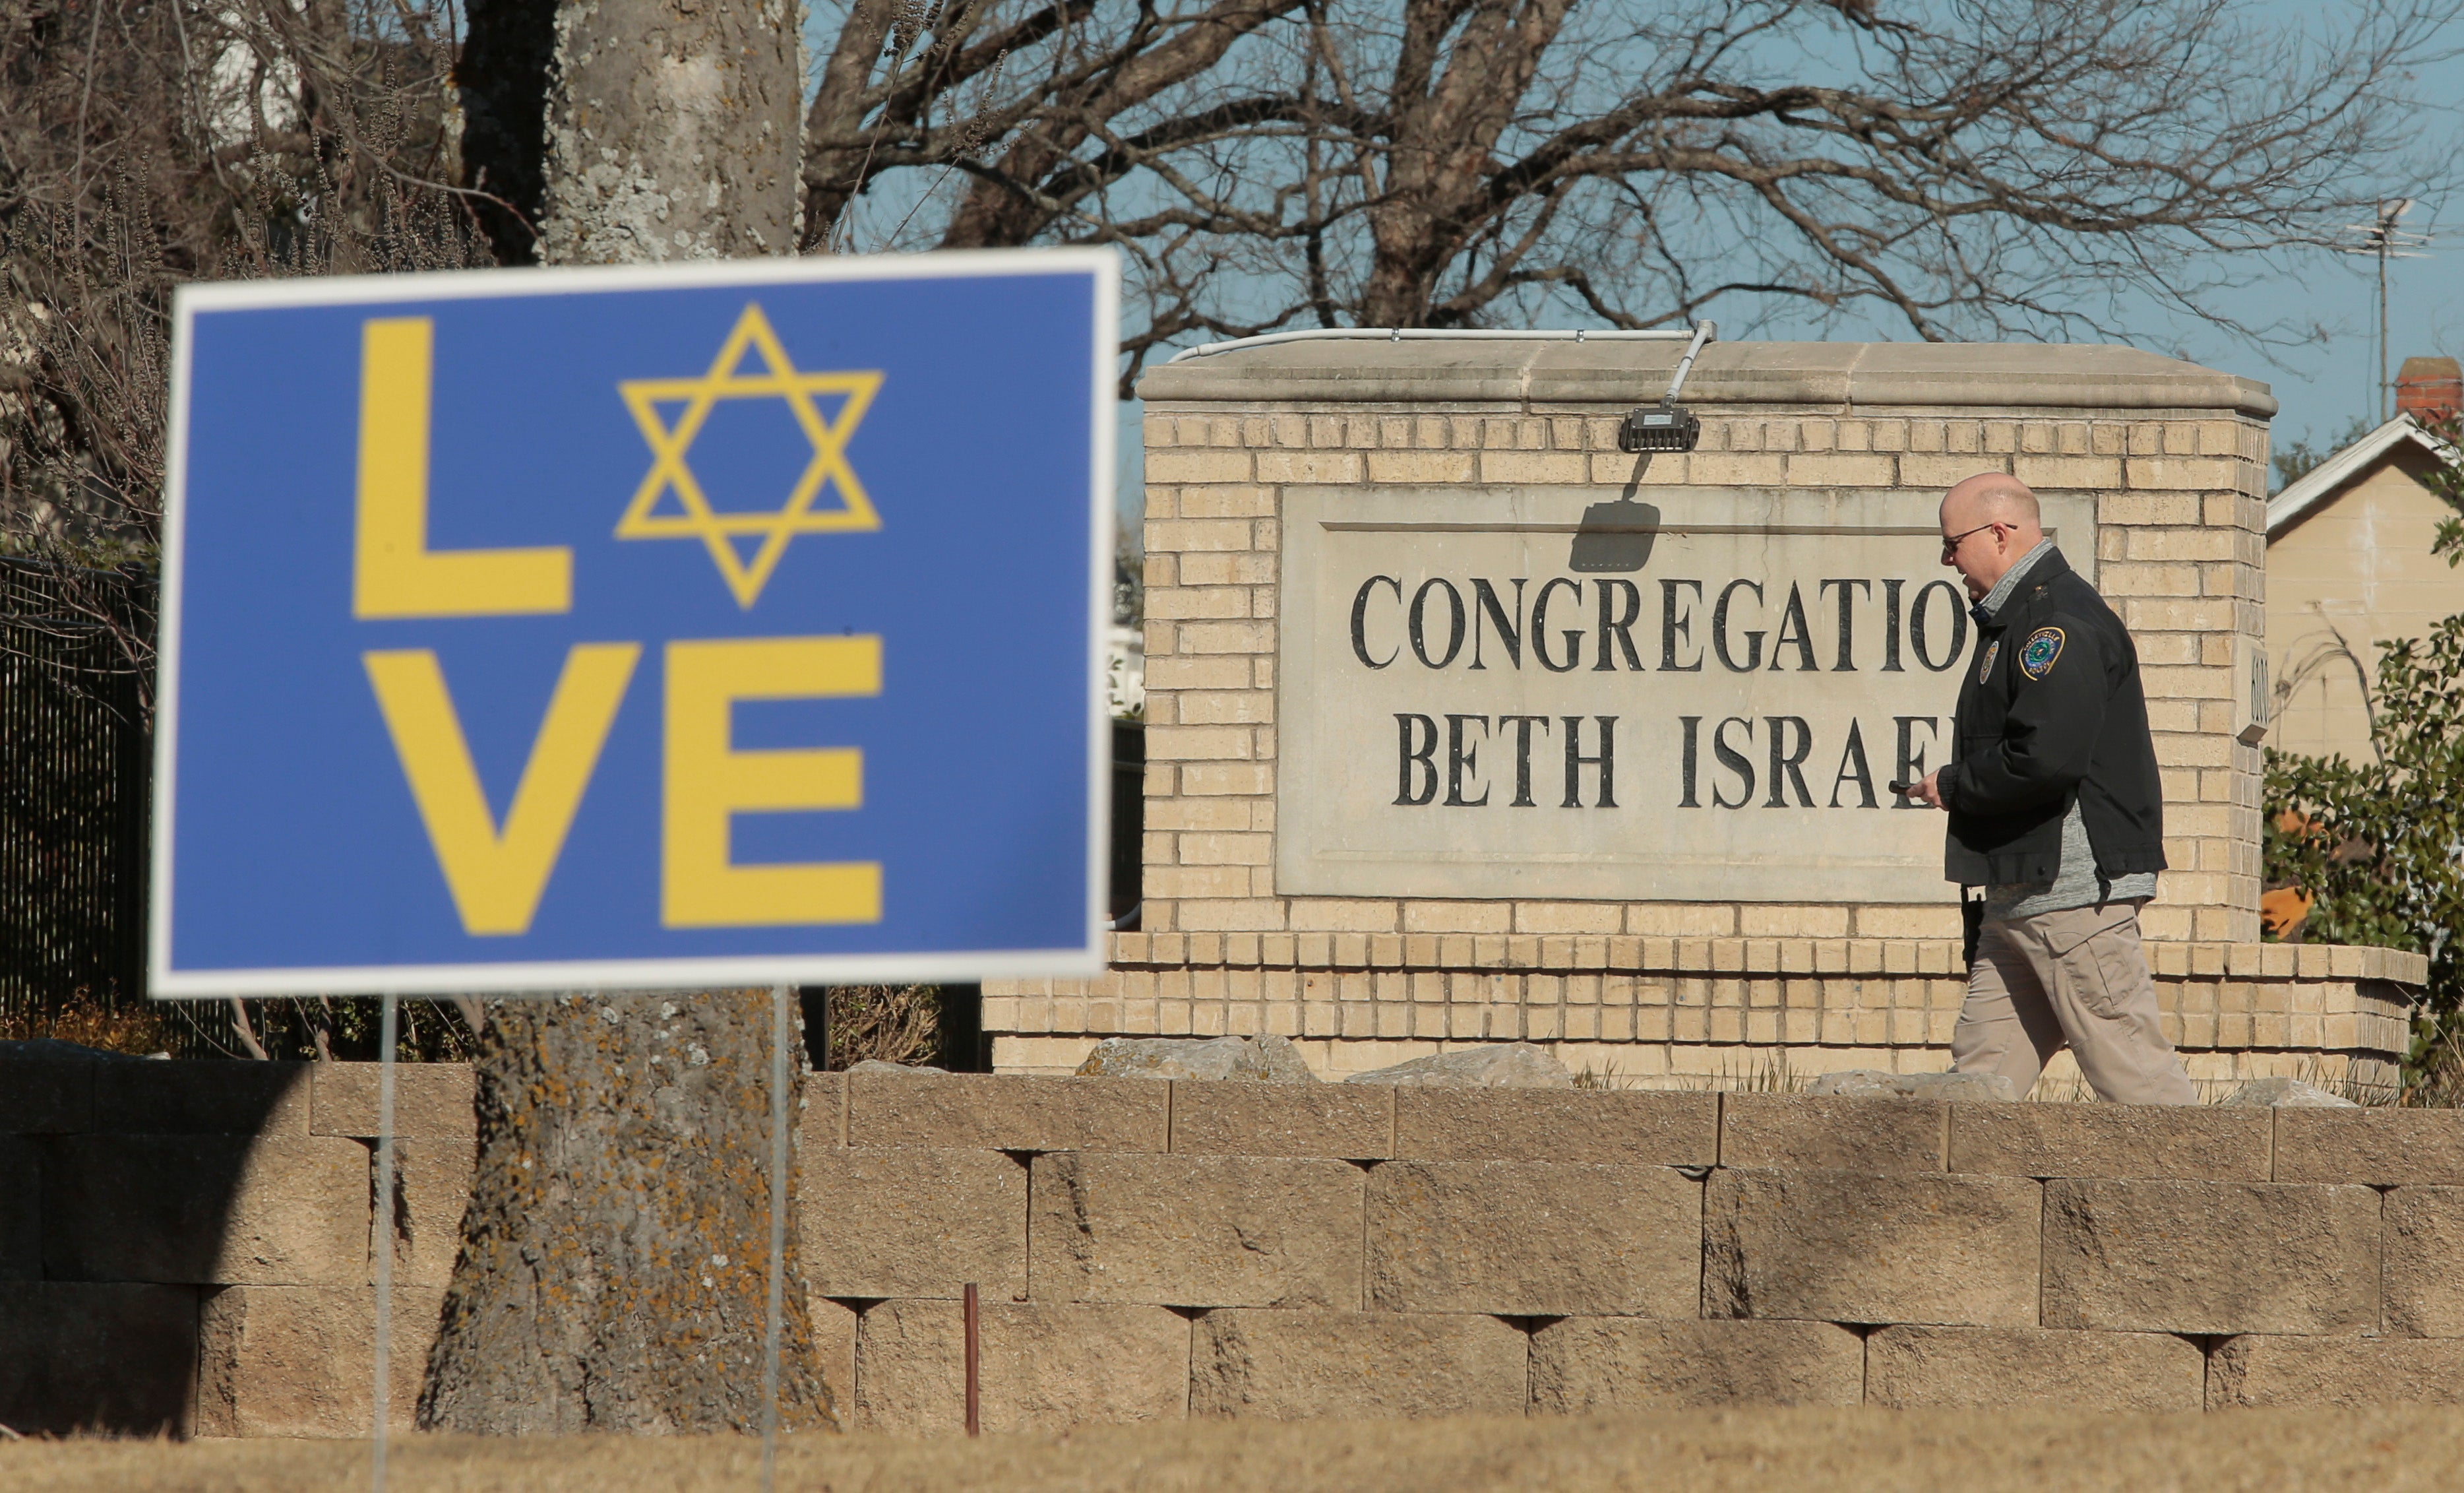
[663,637,883,928]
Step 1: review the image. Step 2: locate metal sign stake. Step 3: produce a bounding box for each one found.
[373,990,397,1493]
[762,983,790,1491]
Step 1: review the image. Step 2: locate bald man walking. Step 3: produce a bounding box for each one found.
[1911,474,2196,1104]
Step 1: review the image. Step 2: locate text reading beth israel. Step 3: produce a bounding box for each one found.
[1349,569,1968,812]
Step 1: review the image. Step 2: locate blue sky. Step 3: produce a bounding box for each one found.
[797,0,2464,528]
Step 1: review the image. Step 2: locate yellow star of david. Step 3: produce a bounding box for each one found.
[615,302,882,608]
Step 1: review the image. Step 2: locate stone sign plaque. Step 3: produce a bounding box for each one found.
[1276,484,2095,903]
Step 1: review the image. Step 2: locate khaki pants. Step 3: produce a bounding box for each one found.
[1950,901,2196,1104]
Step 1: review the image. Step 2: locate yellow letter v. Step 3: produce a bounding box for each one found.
[364,644,640,936]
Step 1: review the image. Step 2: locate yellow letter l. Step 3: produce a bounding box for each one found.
[354,317,572,619]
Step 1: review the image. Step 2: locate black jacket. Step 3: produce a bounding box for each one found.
[1936,547,2166,886]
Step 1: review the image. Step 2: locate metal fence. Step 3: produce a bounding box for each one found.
[0,556,152,1026]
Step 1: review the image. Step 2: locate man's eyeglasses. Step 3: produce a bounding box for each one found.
[1941,521,2006,560]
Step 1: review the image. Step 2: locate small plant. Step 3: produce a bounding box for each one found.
[820,984,944,1069]
[1660,1046,1806,1095]
[1570,1058,1627,1091]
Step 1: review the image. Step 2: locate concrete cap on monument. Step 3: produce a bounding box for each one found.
[1141,339,2278,417]
[154,249,1119,998]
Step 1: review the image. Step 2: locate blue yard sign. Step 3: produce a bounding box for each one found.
[153,249,1117,996]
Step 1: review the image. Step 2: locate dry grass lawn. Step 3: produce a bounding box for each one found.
[1,1407,2457,1491]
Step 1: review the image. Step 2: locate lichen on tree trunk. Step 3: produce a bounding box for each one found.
[420,992,834,1432]
[536,0,805,264]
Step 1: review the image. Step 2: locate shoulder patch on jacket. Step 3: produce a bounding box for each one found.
[1976,637,2000,683]
[2018,625,2065,680]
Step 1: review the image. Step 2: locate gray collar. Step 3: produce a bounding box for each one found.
[1977,538,2056,620]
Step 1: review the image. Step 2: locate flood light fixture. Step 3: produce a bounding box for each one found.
[1618,321,1716,454]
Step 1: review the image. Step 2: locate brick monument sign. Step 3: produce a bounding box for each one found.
[986,339,2422,1092]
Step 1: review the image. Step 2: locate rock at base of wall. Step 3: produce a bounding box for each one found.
[1343,1043,1572,1089]
[1076,1034,1315,1083]
[844,1060,948,1076]
[2219,1077,2359,1108]
[0,1039,146,1062]
[1804,1069,2018,1102]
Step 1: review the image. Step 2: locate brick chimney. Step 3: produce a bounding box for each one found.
[2397,355,2463,423]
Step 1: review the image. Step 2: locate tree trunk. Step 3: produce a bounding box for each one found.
[421,0,830,1433]
[536,0,804,263]
[456,0,559,262]
[1359,0,1573,328]
[419,993,833,1432]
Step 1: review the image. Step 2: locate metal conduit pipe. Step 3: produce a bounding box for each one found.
[1160,321,1723,455]
[1166,325,1703,362]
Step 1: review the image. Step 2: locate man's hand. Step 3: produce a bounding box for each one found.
[1911,769,1945,809]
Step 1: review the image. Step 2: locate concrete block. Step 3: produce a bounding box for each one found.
[798,1073,847,1151]
[2273,1108,2464,1185]
[853,1298,1189,1434]
[2040,1179,2380,1335]
[847,1074,1166,1153]
[1392,1089,1718,1166]
[1367,1160,1698,1317]
[1948,1102,2269,1180]
[0,1137,36,1280]
[2384,1186,2464,1337]
[383,1137,472,1288]
[1720,1093,1944,1171]
[1191,1309,1527,1421]
[1527,1318,1863,1412]
[1863,1325,2202,1411]
[0,1056,94,1133]
[1032,1152,1362,1307]
[90,1061,312,1135]
[1703,1168,2040,1327]
[807,1295,857,1425]
[1170,1083,1393,1159]
[0,1281,199,1436]
[2208,1334,2464,1407]
[311,1062,476,1139]
[43,1135,371,1286]
[195,1285,442,1436]
[801,1147,1026,1300]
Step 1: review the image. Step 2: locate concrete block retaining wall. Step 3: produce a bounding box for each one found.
[9,1060,2464,1437]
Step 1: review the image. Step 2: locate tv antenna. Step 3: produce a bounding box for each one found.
[2336,199,2432,422]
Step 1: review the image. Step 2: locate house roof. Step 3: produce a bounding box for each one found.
[2267,414,2460,538]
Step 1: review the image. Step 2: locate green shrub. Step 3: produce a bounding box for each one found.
[2265,615,2464,1098]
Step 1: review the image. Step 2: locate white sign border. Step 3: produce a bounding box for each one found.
[152,247,1118,998]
